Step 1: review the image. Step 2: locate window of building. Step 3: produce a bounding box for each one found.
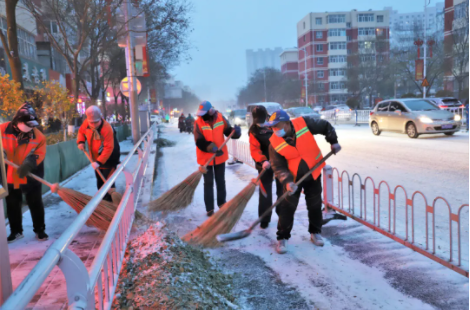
[329,69,346,76]
[358,13,374,22]
[50,21,58,34]
[346,22,351,28]
[316,44,323,52]
[377,15,384,22]
[347,36,351,41]
[329,55,347,63]
[317,70,324,78]
[360,54,375,62]
[303,35,306,42]
[318,95,325,102]
[329,42,346,50]
[316,31,323,39]
[330,82,346,90]
[359,41,375,50]
[318,83,325,90]
[455,2,468,19]
[328,28,346,36]
[303,21,306,29]
[317,57,324,65]
[328,14,346,23]
[316,17,322,25]
[331,94,348,102]
[378,55,385,62]
[358,27,376,35]
[17,28,37,60]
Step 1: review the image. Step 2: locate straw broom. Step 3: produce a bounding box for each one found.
[182,169,266,248]
[147,130,235,212]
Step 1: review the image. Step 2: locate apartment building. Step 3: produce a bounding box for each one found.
[280,48,299,78]
[297,9,390,105]
[246,47,283,80]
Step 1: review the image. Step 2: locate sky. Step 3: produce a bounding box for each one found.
[171,0,432,102]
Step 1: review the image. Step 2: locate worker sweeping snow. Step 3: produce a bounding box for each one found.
[194,101,241,216]
[265,110,341,254]
[1,102,48,243]
[248,105,283,229]
[77,106,120,202]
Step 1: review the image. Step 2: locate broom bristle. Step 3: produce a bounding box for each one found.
[147,171,202,212]
[182,182,257,248]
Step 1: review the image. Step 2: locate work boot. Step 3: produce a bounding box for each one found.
[7,232,24,243]
[36,231,49,241]
[310,233,324,246]
[206,210,214,217]
[276,239,287,254]
[260,222,269,229]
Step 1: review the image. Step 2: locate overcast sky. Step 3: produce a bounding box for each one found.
[171,0,432,102]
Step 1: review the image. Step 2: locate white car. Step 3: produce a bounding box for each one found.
[150,115,161,123]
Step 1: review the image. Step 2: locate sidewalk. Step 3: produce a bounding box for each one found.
[6,137,156,309]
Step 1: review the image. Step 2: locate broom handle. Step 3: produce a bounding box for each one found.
[82,150,107,183]
[4,159,54,189]
[203,130,235,169]
[248,151,334,230]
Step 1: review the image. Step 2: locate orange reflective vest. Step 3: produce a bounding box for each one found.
[269,117,325,181]
[195,113,229,166]
[0,122,47,189]
[77,119,116,166]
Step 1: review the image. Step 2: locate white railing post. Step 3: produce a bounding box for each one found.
[57,249,90,309]
[322,165,333,210]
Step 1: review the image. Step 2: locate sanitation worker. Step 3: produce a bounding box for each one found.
[1,103,48,242]
[178,113,186,133]
[249,105,283,229]
[194,101,241,216]
[265,110,341,254]
[77,106,120,202]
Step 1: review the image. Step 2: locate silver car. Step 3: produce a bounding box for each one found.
[369,99,462,138]
[286,107,321,120]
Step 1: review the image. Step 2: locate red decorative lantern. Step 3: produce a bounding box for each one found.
[427,40,435,58]
[414,39,424,58]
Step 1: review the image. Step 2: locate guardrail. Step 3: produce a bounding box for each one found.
[227,140,469,278]
[1,124,156,309]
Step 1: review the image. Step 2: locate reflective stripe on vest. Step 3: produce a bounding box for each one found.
[269,117,325,181]
[195,113,229,166]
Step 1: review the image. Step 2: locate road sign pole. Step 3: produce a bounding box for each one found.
[124,1,141,144]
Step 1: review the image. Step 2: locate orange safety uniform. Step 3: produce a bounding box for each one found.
[77,119,118,166]
[0,122,46,189]
[269,117,325,181]
[195,113,229,166]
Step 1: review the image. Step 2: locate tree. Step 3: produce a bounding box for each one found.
[0,0,25,88]
[0,74,25,119]
[346,97,360,109]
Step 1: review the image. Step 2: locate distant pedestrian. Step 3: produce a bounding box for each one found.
[465,99,469,132]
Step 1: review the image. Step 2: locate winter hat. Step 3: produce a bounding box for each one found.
[13,102,39,127]
[86,106,102,122]
[263,109,290,127]
[196,101,214,116]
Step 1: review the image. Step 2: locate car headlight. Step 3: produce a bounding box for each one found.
[454,114,461,121]
[419,116,433,123]
[235,117,242,123]
[321,115,325,119]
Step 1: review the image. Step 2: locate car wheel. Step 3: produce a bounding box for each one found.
[444,132,455,136]
[371,122,381,135]
[406,122,419,138]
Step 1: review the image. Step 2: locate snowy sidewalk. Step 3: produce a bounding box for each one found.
[6,137,156,309]
[153,124,469,310]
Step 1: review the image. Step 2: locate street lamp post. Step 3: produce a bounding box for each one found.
[299,47,308,107]
[423,0,430,98]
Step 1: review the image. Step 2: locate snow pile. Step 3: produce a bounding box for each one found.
[113,223,238,309]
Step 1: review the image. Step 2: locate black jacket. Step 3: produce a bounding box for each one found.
[194,111,241,152]
[269,117,338,188]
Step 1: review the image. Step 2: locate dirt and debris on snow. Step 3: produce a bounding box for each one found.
[113,223,238,309]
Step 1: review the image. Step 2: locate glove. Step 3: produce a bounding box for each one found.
[91,162,100,170]
[78,143,85,151]
[215,150,224,157]
[17,155,37,178]
[262,161,271,170]
[234,125,241,136]
[286,182,298,195]
[331,143,341,155]
[206,142,218,153]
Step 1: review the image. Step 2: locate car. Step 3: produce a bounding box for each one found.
[286,107,321,120]
[369,98,462,138]
[426,97,464,110]
[245,102,282,127]
[322,104,352,120]
[312,105,323,112]
[150,115,161,123]
[228,109,247,126]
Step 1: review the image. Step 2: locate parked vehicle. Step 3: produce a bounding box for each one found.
[426,97,464,110]
[245,102,282,127]
[369,99,461,138]
[228,109,247,126]
[322,104,352,120]
[312,105,323,112]
[286,107,321,120]
[150,115,161,123]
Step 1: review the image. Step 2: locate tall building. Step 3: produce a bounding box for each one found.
[444,0,469,95]
[385,2,445,48]
[246,47,283,80]
[297,10,390,105]
[280,49,299,78]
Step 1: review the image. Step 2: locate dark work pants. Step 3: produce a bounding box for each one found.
[96,166,117,202]
[258,168,283,224]
[6,185,45,234]
[276,174,323,240]
[203,163,226,212]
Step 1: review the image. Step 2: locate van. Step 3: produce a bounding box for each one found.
[245,102,282,127]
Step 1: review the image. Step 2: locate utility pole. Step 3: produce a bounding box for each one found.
[299,47,308,107]
[423,0,430,98]
[124,0,141,144]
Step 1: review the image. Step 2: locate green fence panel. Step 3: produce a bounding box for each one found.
[42,144,61,194]
[58,140,88,181]
[123,124,130,139]
[116,126,124,142]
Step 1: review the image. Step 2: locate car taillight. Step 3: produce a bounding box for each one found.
[440,105,448,109]
[460,105,465,108]
[321,108,325,111]
[336,109,339,112]
[370,111,374,116]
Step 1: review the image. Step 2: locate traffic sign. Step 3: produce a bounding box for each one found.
[421,78,429,87]
[120,77,142,97]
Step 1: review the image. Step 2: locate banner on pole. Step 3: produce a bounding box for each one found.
[415,59,424,81]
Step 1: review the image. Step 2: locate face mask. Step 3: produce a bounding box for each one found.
[202,114,212,121]
[274,128,286,137]
[17,123,33,133]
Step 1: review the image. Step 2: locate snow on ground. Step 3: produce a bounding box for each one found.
[7,138,143,309]
[152,123,469,310]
